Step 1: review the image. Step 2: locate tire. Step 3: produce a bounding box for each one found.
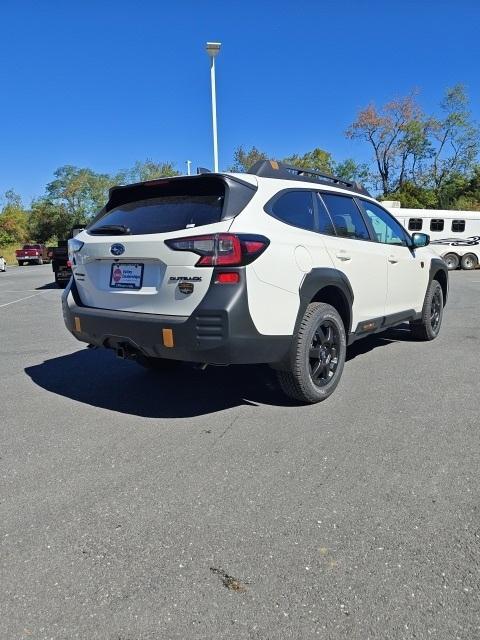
[18,261,23,266]
[443,253,459,270]
[276,302,347,404]
[136,355,180,371]
[410,280,444,341]
[461,253,478,270]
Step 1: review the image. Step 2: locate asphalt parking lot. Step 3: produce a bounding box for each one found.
[1,264,479,640]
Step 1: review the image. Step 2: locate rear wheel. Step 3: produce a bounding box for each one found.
[443,253,459,270]
[276,302,346,404]
[461,253,478,270]
[410,280,444,341]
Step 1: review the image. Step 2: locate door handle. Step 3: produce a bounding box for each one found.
[336,251,352,261]
[388,255,399,264]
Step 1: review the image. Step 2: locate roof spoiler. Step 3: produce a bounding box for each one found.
[248,160,371,197]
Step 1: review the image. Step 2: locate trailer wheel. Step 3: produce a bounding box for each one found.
[443,253,460,270]
[461,253,478,270]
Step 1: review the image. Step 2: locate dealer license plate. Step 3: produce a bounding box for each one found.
[110,263,144,289]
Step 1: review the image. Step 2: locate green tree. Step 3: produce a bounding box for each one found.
[333,158,370,184]
[282,147,335,174]
[229,146,268,172]
[346,93,428,195]
[45,165,115,221]
[0,190,28,245]
[27,198,73,243]
[123,159,180,183]
[427,85,479,207]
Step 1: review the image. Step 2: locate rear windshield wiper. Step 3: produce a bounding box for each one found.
[89,224,131,235]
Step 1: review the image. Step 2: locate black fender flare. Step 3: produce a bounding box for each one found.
[296,268,354,335]
[429,258,449,304]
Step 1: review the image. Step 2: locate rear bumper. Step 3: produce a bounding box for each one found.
[62,273,291,365]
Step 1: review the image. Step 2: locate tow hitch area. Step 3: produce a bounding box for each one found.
[115,343,141,361]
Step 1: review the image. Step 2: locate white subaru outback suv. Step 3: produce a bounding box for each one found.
[63,160,448,404]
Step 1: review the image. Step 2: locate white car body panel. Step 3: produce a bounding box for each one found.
[72,221,232,315]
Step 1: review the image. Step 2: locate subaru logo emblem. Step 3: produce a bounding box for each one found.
[110,243,125,256]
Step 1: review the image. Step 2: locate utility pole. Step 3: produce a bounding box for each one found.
[205,42,221,172]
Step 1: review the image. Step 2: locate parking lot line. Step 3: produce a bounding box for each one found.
[0,292,43,308]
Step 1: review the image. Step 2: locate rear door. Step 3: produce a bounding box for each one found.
[72,176,247,316]
[317,192,388,328]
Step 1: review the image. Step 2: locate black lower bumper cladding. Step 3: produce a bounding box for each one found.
[62,270,291,365]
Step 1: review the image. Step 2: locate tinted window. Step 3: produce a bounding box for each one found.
[271,191,315,231]
[452,219,465,232]
[361,201,408,246]
[430,219,444,232]
[409,218,423,231]
[321,194,370,240]
[89,194,224,235]
[315,194,336,236]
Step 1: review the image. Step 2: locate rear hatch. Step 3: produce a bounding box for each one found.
[72,174,257,316]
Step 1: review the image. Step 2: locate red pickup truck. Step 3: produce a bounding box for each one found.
[16,244,52,266]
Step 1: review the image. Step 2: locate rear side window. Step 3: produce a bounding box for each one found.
[270,190,315,231]
[452,219,465,232]
[89,177,227,235]
[321,193,370,240]
[408,218,423,231]
[430,219,444,232]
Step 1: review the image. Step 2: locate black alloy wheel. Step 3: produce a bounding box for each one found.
[309,320,340,387]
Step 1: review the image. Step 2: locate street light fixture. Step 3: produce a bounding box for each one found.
[206,41,221,172]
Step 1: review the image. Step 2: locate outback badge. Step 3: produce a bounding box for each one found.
[178,281,194,295]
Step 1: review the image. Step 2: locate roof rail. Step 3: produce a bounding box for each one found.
[247,160,371,197]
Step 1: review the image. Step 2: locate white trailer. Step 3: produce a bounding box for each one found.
[384,203,480,270]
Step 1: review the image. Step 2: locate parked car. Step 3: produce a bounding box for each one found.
[51,227,84,287]
[62,161,448,404]
[15,244,51,266]
[0,256,6,272]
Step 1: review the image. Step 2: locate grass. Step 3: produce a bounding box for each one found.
[0,244,19,265]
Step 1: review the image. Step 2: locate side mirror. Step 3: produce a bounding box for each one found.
[411,232,430,248]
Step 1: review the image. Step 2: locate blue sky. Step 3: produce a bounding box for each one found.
[1,0,479,203]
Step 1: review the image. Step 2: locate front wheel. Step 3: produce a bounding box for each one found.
[276,302,347,404]
[461,253,478,270]
[410,280,444,341]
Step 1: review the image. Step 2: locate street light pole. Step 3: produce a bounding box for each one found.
[206,42,221,173]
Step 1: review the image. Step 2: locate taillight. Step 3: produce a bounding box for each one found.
[165,233,269,267]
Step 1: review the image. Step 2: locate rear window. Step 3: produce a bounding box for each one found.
[89,195,223,235]
[89,177,227,235]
